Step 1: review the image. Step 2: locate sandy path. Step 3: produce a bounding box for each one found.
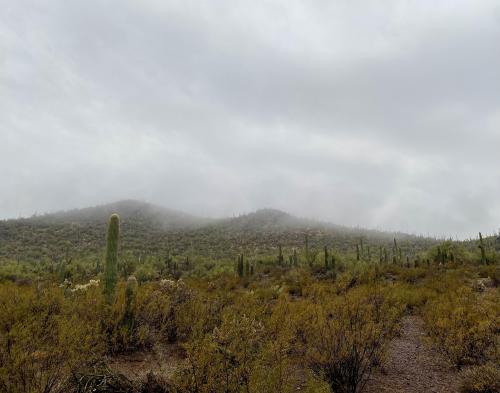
[364,316,462,393]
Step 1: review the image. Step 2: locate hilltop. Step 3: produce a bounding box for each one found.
[22,200,211,230]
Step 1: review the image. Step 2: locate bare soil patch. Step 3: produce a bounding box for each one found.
[108,343,185,382]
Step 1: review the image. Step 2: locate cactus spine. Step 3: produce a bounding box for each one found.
[103,213,120,304]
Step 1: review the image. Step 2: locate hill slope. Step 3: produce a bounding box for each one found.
[0,201,439,262]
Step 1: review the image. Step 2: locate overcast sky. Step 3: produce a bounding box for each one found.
[1,0,499,238]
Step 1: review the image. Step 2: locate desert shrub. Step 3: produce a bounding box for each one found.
[135,264,159,283]
[301,286,401,393]
[397,267,428,284]
[282,268,313,297]
[172,312,264,393]
[388,282,437,313]
[249,296,299,393]
[0,283,103,393]
[170,292,310,393]
[423,286,499,367]
[460,363,500,393]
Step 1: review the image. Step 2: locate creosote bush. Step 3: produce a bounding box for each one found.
[299,287,402,393]
[0,283,103,393]
[460,363,500,393]
[422,285,499,367]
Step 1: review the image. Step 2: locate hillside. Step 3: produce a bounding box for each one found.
[0,201,440,262]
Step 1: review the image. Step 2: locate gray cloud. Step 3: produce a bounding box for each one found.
[1,0,499,238]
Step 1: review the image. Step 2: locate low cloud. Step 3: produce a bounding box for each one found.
[1,0,499,238]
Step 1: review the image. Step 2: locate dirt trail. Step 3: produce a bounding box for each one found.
[364,316,462,393]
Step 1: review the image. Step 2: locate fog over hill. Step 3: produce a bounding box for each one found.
[4,199,440,242]
[24,200,211,230]
[2,1,500,239]
[7,200,425,237]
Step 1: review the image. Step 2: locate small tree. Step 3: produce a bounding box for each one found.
[103,213,120,304]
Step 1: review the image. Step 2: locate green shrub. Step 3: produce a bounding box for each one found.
[0,283,103,393]
[423,287,499,367]
[301,287,401,393]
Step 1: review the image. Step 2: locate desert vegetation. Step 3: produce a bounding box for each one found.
[0,203,498,393]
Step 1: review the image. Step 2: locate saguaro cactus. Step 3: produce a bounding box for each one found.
[479,232,487,265]
[277,245,284,266]
[237,254,244,277]
[103,213,120,304]
[245,259,250,276]
[305,235,310,266]
[122,276,138,331]
[293,248,298,266]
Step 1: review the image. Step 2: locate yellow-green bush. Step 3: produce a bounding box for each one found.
[0,283,103,393]
[292,285,403,393]
[423,286,499,367]
[460,363,500,393]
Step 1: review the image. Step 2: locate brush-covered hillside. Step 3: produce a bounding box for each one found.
[0,200,439,263]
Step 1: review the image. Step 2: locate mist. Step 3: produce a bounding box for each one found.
[1,0,500,239]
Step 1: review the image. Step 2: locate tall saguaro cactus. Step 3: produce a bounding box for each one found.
[104,213,120,304]
[324,246,329,269]
[305,234,310,266]
[478,232,487,265]
[237,254,244,278]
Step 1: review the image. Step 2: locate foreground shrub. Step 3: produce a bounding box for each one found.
[423,287,499,367]
[0,283,102,393]
[172,313,264,393]
[460,363,500,393]
[302,286,401,393]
